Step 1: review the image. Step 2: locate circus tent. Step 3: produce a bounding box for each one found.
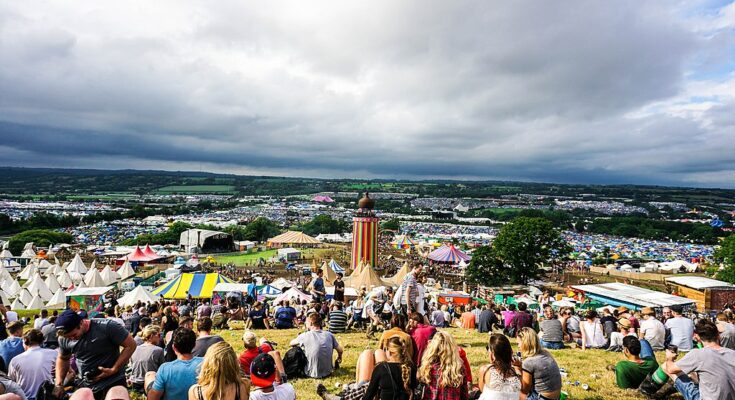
[385,261,411,285]
[119,246,154,262]
[152,273,233,299]
[143,245,163,260]
[345,261,388,289]
[392,235,417,249]
[328,259,345,273]
[267,231,321,247]
[428,245,470,263]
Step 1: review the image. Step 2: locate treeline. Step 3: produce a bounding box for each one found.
[585,216,722,244]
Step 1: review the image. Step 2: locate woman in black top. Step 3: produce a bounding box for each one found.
[246,302,270,330]
[362,337,417,400]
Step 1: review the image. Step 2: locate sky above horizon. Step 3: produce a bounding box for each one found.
[1,1,735,188]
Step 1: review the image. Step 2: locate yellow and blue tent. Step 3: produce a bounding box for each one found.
[152,273,234,299]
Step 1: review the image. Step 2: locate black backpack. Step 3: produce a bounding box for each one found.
[283,345,308,379]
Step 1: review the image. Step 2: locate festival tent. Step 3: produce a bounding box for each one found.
[46,288,67,309]
[100,265,120,285]
[10,298,24,311]
[258,285,282,298]
[0,291,9,306]
[116,259,136,280]
[57,271,74,288]
[18,263,38,280]
[26,275,53,301]
[66,254,88,274]
[321,261,337,284]
[572,283,695,310]
[152,273,234,299]
[20,248,36,259]
[427,245,470,264]
[328,259,345,273]
[345,262,388,289]
[44,262,60,277]
[384,262,410,285]
[267,231,321,247]
[270,278,295,290]
[38,259,54,272]
[274,287,312,304]
[83,264,98,284]
[66,286,113,312]
[0,258,20,269]
[84,268,107,288]
[326,286,358,299]
[119,246,153,263]
[312,195,334,203]
[18,289,32,306]
[143,245,162,260]
[0,267,11,283]
[5,280,21,297]
[26,294,45,309]
[392,235,417,249]
[117,285,159,307]
[0,249,13,259]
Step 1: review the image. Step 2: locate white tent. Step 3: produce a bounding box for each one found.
[0,249,13,259]
[23,272,44,288]
[100,265,120,285]
[270,278,296,290]
[6,280,21,297]
[26,294,45,309]
[57,271,74,288]
[18,289,32,306]
[38,259,54,271]
[44,263,59,277]
[20,248,36,259]
[26,275,53,301]
[0,291,9,306]
[10,297,24,310]
[45,274,61,293]
[274,287,312,304]
[19,263,38,280]
[66,254,88,274]
[116,260,136,280]
[117,285,159,307]
[0,267,11,283]
[83,264,98,284]
[46,288,67,309]
[84,268,106,287]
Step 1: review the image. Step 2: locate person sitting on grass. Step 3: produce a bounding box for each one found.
[146,328,203,400]
[378,314,414,362]
[579,310,607,350]
[249,353,296,400]
[611,336,658,389]
[239,331,286,382]
[608,318,635,352]
[538,305,564,350]
[289,313,343,379]
[478,333,521,400]
[274,301,297,330]
[188,341,250,400]
[512,328,562,400]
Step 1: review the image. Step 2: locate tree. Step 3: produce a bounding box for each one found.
[299,215,349,236]
[465,246,513,286]
[715,235,735,284]
[8,229,74,254]
[243,217,281,242]
[381,218,400,231]
[490,217,570,284]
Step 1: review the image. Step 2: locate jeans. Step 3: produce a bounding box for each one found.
[639,339,654,359]
[540,339,565,350]
[527,390,558,400]
[674,375,700,400]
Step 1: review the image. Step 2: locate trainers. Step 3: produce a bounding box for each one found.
[316,383,328,398]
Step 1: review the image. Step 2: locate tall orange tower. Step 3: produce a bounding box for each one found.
[351,192,379,270]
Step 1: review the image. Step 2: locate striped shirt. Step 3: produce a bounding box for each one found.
[328,310,348,333]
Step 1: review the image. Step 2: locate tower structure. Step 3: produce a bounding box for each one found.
[351,192,379,270]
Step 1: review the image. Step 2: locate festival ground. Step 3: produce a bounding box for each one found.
[131,327,676,400]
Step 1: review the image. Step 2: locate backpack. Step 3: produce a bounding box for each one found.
[283,345,308,379]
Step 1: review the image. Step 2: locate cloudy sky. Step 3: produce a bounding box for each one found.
[1,1,735,187]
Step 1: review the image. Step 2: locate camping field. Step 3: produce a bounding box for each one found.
[212,248,338,266]
[202,327,669,400]
[155,185,237,194]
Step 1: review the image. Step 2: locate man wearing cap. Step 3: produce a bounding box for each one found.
[665,306,694,352]
[639,307,666,350]
[52,309,136,400]
[249,353,296,400]
[0,321,25,372]
[333,273,345,303]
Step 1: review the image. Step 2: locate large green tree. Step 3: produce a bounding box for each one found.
[8,229,74,254]
[465,245,512,286]
[714,235,735,283]
[299,215,349,236]
[489,217,570,284]
[243,217,281,242]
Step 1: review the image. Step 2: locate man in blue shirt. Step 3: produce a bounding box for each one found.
[0,322,26,372]
[147,328,203,400]
[275,301,297,329]
[311,269,325,304]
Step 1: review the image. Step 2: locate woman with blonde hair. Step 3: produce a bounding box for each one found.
[418,331,468,400]
[188,341,250,400]
[512,327,562,400]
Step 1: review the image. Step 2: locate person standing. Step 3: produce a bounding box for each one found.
[333,273,345,303]
[311,270,326,304]
[400,264,422,316]
[8,329,57,400]
[53,309,136,399]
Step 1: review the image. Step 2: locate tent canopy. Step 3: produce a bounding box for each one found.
[120,246,154,262]
[275,287,312,304]
[267,231,321,247]
[152,273,233,299]
[118,285,160,307]
[328,259,345,273]
[384,261,410,285]
[428,245,470,263]
[345,262,389,289]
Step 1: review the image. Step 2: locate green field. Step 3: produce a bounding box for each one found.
[213,250,279,265]
[484,207,524,215]
[156,185,236,194]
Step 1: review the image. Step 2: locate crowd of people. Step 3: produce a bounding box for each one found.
[0,263,731,400]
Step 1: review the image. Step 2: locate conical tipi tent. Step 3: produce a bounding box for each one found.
[84,268,106,287]
[345,262,388,289]
[18,289,33,306]
[23,272,44,288]
[0,249,13,259]
[100,265,120,285]
[46,288,67,309]
[321,261,337,284]
[0,266,11,283]
[39,259,54,272]
[5,280,21,297]
[116,259,135,280]
[44,262,59,277]
[385,261,410,285]
[117,285,159,307]
[10,297,24,311]
[45,274,61,293]
[20,247,36,259]
[26,275,53,301]
[19,263,38,280]
[66,254,88,274]
[57,271,74,288]
[84,262,98,283]
[0,291,9,306]
[26,294,45,309]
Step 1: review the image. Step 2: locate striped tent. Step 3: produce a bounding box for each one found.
[428,245,470,263]
[328,259,345,273]
[258,285,282,297]
[152,273,234,299]
[392,235,417,249]
[267,231,321,247]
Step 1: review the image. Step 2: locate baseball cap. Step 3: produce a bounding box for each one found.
[250,353,277,388]
[55,309,83,332]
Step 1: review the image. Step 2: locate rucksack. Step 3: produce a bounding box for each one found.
[283,345,308,379]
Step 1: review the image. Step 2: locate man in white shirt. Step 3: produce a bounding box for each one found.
[5,306,18,323]
[639,307,666,350]
[8,329,57,400]
[33,310,49,330]
[665,306,694,352]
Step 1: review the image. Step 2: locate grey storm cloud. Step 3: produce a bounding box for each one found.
[1,1,734,187]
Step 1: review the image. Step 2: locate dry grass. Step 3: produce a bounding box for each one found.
[209,327,671,400]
